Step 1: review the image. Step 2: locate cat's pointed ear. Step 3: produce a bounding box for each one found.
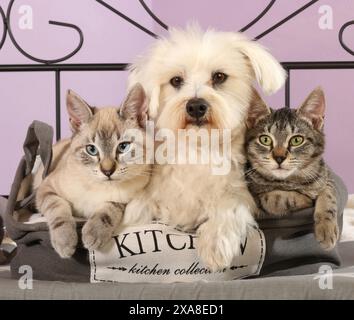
[297,87,325,130]
[120,83,148,128]
[66,90,94,132]
[246,89,271,128]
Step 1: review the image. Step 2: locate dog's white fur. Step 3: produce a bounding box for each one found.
[124,26,286,270]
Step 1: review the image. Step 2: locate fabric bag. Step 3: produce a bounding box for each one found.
[2,121,348,282]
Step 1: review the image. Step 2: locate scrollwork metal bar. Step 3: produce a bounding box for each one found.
[55,71,61,139]
[139,0,168,30]
[6,0,84,65]
[96,0,158,38]
[339,20,354,56]
[284,68,290,107]
[282,61,354,69]
[0,0,352,141]
[0,63,128,140]
[0,6,7,51]
[239,0,276,32]
[281,61,354,107]
[255,0,319,40]
[0,63,128,72]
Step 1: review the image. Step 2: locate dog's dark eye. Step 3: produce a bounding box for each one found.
[170,76,184,89]
[212,72,228,85]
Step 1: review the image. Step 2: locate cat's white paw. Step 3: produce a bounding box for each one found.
[82,217,114,251]
[50,220,78,258]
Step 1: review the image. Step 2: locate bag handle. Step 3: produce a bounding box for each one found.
[5,121,54,237]
[15,120,54,210]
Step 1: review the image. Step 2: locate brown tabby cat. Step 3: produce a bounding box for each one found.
[245,87,339,250]
[35,84,151,258]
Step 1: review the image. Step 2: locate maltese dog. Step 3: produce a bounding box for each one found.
[124,26,286,271]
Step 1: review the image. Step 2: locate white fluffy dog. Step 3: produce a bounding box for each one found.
[124,26,286,270]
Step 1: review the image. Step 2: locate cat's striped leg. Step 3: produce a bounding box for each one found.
[314,179,339,250]
[259,190,313,216]
[36,188,78,258]
[82,202,125,250]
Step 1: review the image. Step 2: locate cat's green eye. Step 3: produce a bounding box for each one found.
[86,144,98,156]
[117,142,131,154]
[259,135,272,146]
[289,135,304,147]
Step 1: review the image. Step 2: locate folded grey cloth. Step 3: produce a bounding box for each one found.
[0,197,6,245]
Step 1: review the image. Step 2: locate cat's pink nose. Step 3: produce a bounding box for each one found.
[100,160,116,177]
[101,168,115,177]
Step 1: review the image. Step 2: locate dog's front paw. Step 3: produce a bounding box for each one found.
[82,215,115,251]
[197,222,246,272]
[315,218,339,250]
[50,219,78,258]
[197,234,239,272]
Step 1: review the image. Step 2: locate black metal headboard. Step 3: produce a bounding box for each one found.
[0,0,353,140]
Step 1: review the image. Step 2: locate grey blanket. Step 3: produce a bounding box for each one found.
[1,258,354,299]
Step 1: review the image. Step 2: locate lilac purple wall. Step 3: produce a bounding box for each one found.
[1,0,354,194]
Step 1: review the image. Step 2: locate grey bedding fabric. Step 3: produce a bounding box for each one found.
[1,239,354,300]
[0,249,354,300]
[0,197,6,243]
[0,242,354,300]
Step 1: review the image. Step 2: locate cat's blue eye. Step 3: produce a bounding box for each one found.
[117,142,131,154]
[86,144,98,156]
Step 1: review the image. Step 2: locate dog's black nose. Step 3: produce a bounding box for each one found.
[186,98,209,119]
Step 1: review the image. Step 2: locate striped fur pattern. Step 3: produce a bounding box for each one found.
[245,87,339,250]
[35,84,151,258]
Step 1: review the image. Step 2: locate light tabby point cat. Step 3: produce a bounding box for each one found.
[35,84,151,258]
[245,87,339,250]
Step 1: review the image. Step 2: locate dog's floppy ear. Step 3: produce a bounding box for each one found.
[246,89,271,128]
[236,38,286,95]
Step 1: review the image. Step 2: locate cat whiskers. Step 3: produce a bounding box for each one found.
[118,167,128,175]
[124,171,152,180]
[301,168,326,189]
